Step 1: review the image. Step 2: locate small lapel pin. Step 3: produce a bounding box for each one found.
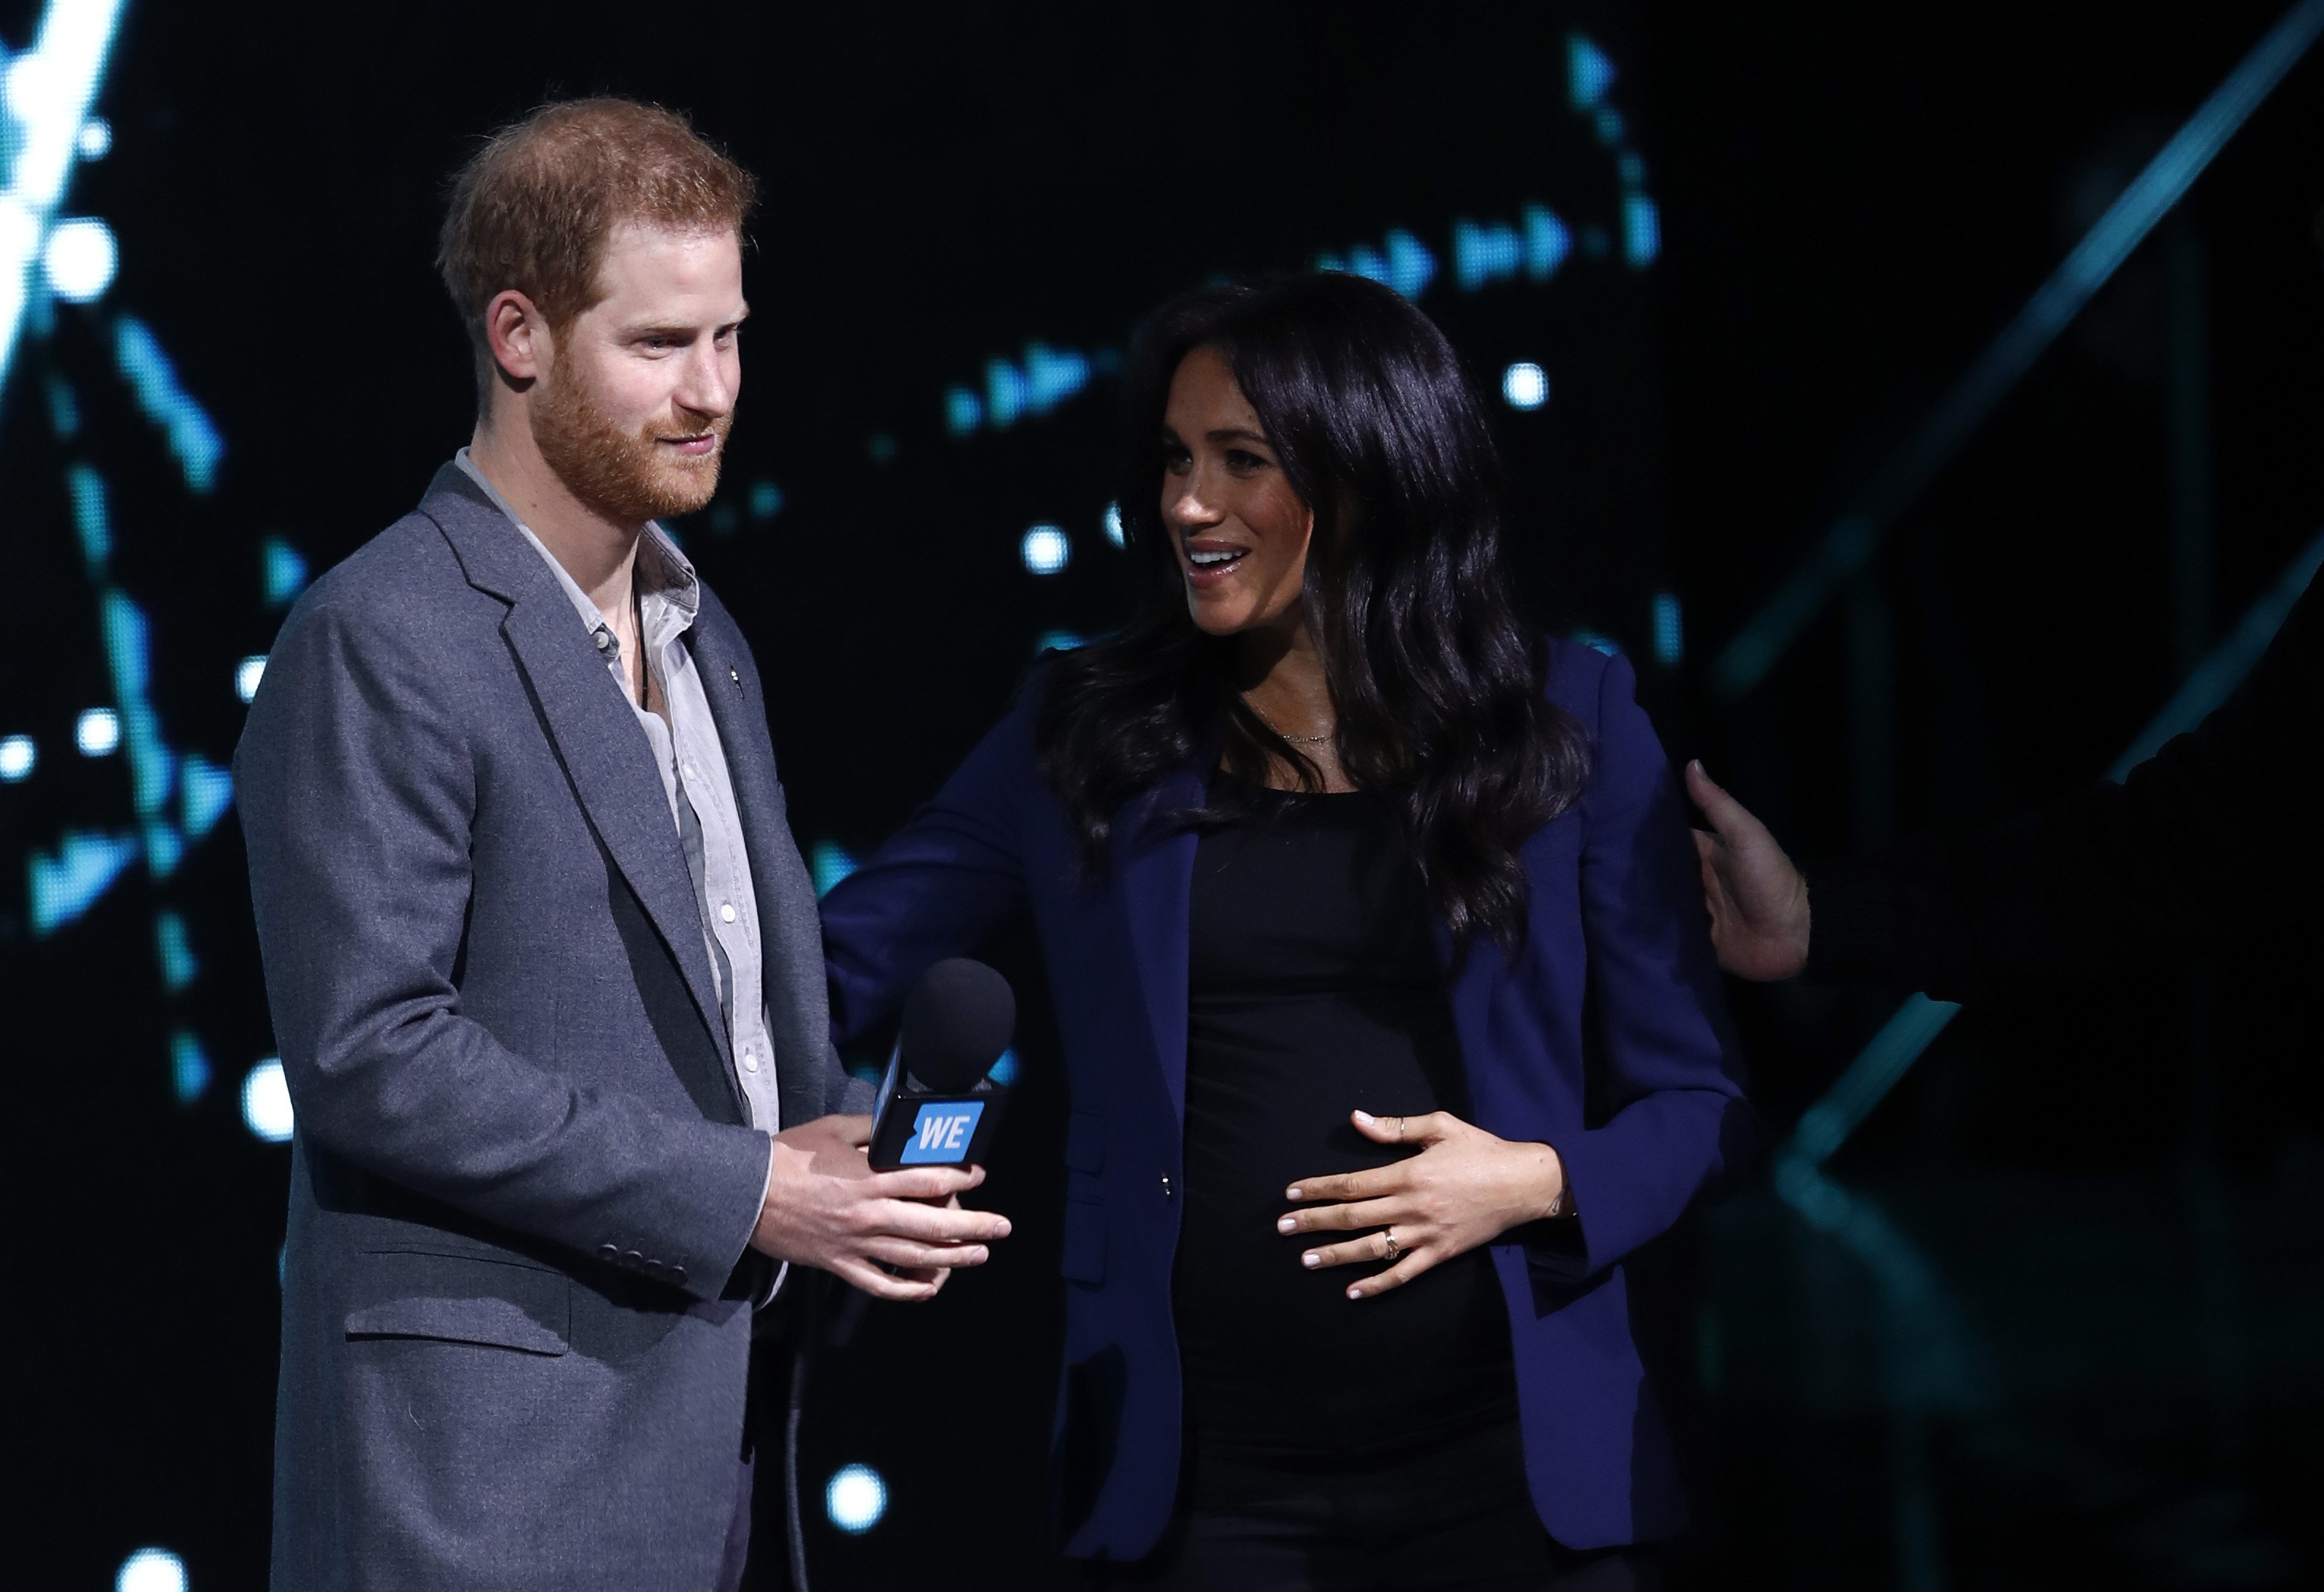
[728,666,743,693]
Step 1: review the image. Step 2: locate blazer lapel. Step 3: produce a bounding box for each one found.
[1114,764,1204,1126]
[421,470,733,1073]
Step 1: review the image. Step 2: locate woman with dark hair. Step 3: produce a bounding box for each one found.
[820,272,1747,1588]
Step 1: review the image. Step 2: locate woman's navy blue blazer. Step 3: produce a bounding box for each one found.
[819,639,1750,1558]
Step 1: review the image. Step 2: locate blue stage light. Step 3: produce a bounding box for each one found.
[988,1048,1019,1086]
[242,1058,294,1143]
[1103,502,1123,547]
[235,655,266,704]
[1523,206,1571,281]
[985,357,1028,429]
[748,480,783,519]
[1452,220,1521,291]
[1022,525,1070,576]
[76,115,108,159]
[170,1028,210,1105]
[0,733,33,781]
[41,214,113,302]
[826,1464,888,1534]
[1034,630,1085,656]
[943,385,982,435]
[115,316,223,495]
[261,536,307,607]
[1321,227,1437,300]
[67,460,109,564]
[1652,593,1683,666]
[155,907,196,991]
[1568,34,1615,109]
[1502,363,1549,411]
[1622,192,1660,267]
[77,704,118,754]
[115,1547,186,1592]
[179,754,232,838]
[810,840,857,897]
[29,829,138,934]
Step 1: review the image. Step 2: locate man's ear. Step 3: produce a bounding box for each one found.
[483,289,548,387]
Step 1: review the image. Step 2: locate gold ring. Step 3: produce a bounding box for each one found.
[1382,1230,1402,1262]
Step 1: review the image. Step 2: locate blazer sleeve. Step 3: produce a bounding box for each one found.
[236,590,772,1301]
[820,685,1041,1045]
[1541,651,1755,1281]
[1801,564,2323,1002]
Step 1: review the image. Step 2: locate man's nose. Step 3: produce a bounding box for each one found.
[674,343,735,419]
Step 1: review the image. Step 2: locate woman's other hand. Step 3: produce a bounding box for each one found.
[1277,1111,1567,1300]
[1685,760,1811,981]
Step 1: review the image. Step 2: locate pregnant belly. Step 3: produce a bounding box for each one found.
[1172,1000,1517,1452]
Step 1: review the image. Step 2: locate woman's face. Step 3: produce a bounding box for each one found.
[1159,346,1315,639]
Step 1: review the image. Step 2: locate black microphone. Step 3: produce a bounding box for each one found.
[865,958,1016,1170]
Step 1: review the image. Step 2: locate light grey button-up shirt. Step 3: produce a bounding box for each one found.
[455,450,785,1137]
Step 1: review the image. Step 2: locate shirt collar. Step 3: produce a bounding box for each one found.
[453,446,700,637]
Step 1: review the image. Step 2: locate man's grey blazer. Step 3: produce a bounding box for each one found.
[237,464,853,1591]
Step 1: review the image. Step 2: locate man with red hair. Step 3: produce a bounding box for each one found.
[237,99,1009,1590]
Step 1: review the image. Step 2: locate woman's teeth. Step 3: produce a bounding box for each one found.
[1188,547,1246,568]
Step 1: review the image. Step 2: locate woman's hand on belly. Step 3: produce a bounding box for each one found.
[1277,1111,1567,1300]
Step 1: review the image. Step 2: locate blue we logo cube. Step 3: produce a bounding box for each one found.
[900,1100,986,1165]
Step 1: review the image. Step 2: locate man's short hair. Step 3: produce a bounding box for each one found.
[438,98,756,400]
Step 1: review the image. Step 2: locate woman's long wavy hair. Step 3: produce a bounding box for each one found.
[1036,272,1592,959]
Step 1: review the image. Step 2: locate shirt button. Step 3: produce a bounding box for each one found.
[719,903,737,923]
[683,761,696,779]
[741,1047,759,1073]
[593,630,612,651]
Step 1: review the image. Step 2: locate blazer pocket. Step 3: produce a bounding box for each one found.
[1060,1197,1106,1286]
[345,1247,571,1357]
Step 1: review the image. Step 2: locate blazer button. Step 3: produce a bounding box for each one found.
[1161,1174,1173,1200]
[669,1265,687,1285]
[598,1243,619,1260]
[625,1249,645,1267]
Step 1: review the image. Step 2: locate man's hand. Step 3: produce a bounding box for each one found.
[1686,760,1811,981]
[750,1113,1009,1302]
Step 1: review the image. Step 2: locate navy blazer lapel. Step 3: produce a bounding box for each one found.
[419,468,733,1071]
[1115,764,1204,1126]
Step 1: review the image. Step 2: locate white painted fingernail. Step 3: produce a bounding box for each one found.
[1302,1252,1321,1268]
[1352,1111,1375,1125]
[1284,1186,1302,1200]
[1346,1285,1363,1300]
[1276,1216,1296,1234]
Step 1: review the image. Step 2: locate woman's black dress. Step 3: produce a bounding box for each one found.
[1131,784,1617,1589]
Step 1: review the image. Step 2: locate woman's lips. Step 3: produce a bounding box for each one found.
[1183,541,1250,590]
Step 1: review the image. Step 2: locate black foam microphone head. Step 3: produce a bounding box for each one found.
[897,958,1017,1094]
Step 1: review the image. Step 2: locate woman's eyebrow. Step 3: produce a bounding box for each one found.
[1207,426,1269,446]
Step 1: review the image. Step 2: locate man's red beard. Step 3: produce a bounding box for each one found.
[532,353,731,525]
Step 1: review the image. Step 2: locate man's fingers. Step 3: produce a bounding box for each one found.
[867,1198,1011,1245]
[866,1164,987,1202]
[863,1236,991,1271]
[831,1258,941,1302]
[1277,1196,1401,1235]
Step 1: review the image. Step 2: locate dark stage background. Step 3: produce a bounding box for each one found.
[6,3,2324,1588]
